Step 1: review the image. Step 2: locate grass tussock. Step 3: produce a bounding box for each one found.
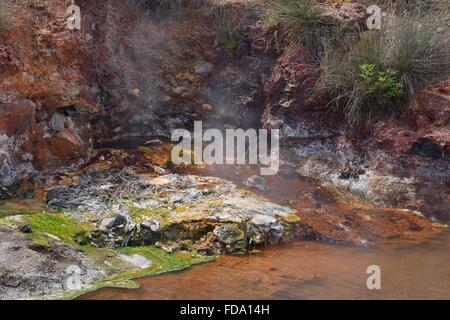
[266,0,450,128]
[265,0,352,58]
[317,6,450,127]
[212,5,242,59]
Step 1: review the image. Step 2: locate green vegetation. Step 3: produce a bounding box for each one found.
[58,246,214,300]
[120,246,211,272]
[129,205,172,225]
[285,212,300,223]
[267,0,450,127]
[24,213,94,245]
[0,205,42,219]
[317,6,450,126]
[212,5,242,58]
[358,64,403,105]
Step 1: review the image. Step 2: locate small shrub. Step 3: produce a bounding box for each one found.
[358,64,403,105]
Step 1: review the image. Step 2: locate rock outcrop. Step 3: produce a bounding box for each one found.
[1,0,448,219]
[46,169,303,254]
[0,1,448,300]
[0,1,99,190]
[82,0,272,142]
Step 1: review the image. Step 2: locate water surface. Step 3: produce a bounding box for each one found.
[82,232,450,300]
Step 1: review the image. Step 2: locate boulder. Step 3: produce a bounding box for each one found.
[141,218,160,232]
[319,2,368,27]
[46,170,301,250]
[17,224,32,234]
[99,215,128,231]
[243,175,269,191]
[213,224,247,253]
[48,112,66,132]
[194,61,214,77]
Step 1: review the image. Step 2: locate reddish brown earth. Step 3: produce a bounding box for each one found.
[0,0,272,189]
[0,1,99,189]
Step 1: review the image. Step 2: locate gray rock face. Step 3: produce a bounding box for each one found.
[213,224,246,253]
[46,168,145,215]
[169,195,183,204]
[141,218,160,232]
[0,134,35,189]
[48,112,66,131]
[17,224,32,233]
[243,175,269,191]
[194,61,214,77]
[99,215,128,231]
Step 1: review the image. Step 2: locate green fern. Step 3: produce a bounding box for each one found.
[358,64,403,106]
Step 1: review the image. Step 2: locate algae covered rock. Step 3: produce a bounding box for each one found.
[46,169,303,254]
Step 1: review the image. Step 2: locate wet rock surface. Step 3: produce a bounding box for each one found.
[2,0,446,223]
[86,0,273,143]
[1,143,442,300]
[1,0,448,219]
[243,175,269,191]
[0,0,275,190]
[196,164,444,247]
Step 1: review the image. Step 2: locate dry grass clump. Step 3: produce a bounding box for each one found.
[267,0,450,127]
[265,0,350,57]
[212,5,242,59]
[317,5,450,126]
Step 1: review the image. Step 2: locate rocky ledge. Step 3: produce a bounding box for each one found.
[45,169,303,254]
